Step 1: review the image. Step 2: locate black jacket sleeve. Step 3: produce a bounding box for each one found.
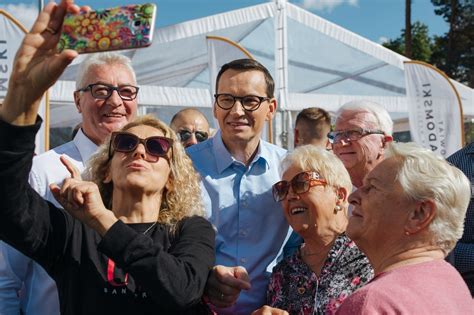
[0,118,74,272]
[98,216,215,310]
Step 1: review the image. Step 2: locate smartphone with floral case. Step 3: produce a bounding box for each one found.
[58,3,156,54]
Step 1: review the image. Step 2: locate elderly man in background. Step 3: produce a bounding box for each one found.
[329,100,393,188]
[187,58,288,315]
[170,108,210,148]
[447,140,474,296]
[0,52,138,315]
[294,107,331,149]
[283,100,394,258]
[337,142,473,313]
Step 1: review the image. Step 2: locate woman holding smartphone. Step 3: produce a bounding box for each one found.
[0,1,214,314]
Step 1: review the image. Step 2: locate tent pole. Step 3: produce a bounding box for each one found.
[274,0,288,148]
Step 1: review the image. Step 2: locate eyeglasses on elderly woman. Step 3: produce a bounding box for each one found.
[108,131,173,159]
[272,171,327,202]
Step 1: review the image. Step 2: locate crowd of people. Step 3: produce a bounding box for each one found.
[0,1,472,314]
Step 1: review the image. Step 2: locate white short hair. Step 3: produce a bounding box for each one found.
[75,52,136,90]
[336,100,393,136]
[280,145,353,210]
[386,142,471,253]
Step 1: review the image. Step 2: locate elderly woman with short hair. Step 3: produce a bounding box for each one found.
[337,142,473,314]
[254,146,373,315]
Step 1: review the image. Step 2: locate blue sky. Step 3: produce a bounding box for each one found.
[1,0,448,44]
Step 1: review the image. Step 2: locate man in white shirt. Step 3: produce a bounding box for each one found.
[330,100,393,189]
[0,52,138,315]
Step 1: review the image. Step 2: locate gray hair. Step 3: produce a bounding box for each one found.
[280,145,353,211]
[75,52,136,90]
[386,142,471,253]
[336,100,393,136]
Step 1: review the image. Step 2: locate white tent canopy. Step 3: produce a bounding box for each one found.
[49,0,473,145]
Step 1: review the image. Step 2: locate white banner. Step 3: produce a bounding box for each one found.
[1,9,48,155]
[405,61,463,158]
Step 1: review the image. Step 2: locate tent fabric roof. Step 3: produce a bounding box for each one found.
[50,1,473,130]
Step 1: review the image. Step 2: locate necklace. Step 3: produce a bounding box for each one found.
[143,221,158,235]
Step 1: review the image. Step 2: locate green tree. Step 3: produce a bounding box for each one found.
[431,0,474,87]
[383,21,433,62]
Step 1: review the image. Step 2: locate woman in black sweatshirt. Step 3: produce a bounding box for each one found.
[0,1,215,314]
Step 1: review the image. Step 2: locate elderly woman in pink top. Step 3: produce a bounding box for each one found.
[336,142,473,314]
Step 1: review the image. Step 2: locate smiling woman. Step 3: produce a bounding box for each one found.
[255,145,373,315]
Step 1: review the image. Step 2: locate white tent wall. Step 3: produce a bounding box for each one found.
[48,1,473,148]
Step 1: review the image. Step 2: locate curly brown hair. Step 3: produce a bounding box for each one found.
[86,115,205,226]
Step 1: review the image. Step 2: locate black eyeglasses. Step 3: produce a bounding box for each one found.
[77,83,139,101]
[177,130,209,143]
[328,128,385,144]
[109,132,173,159]
[214,93,271,112]
[272,171,327,202]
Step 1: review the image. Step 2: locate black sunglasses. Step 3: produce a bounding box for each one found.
[177,130,209,143]
[109,132,173,159]
[272,171,327,202]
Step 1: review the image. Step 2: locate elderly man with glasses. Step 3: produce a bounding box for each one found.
[329,100,393,189]
[170,108,210,148]
[187,59,288,315]
[0,52,138,315]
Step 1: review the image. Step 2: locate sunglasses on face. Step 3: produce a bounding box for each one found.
[108,132,173,159]
[272,171,327,202]
[177,130,209,143]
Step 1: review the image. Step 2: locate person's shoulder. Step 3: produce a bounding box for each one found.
[175,216,216,240]
[186,138,213,158]
[30,141,80,191]
[447,142,474,163]
[178,215,214,231]
[32,140,77,166]
[335,284,383,314]
[261,140,287,158]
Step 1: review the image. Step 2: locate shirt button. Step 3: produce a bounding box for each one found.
[240,258,247,264]
[239,229,248,237]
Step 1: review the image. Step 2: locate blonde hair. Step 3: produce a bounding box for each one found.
[280,145,353,211]
[86,115,204,225]
[386,142,471,253]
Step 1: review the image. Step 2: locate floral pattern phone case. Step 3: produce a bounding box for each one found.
[58,3,156,54]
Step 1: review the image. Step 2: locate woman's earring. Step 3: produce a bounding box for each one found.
[334,205,342,213]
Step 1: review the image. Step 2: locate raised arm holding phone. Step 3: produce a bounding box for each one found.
[0,1,215,314]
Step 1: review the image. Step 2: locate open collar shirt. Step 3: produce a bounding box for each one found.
[188,131,289,315]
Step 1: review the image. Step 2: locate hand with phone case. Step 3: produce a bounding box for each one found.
[57,3,157,54]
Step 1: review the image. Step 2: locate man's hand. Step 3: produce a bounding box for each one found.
[251,305,289,315]
[204,265,251,308]
[1,0,81,125]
